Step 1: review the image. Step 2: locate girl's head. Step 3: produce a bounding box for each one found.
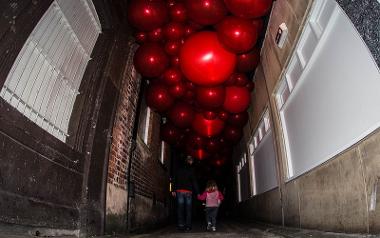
[206,180,218,192]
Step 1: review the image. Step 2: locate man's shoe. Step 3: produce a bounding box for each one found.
[177,226,185,231]
[184,227,192,232]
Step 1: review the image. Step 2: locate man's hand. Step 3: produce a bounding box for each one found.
[171,191,176,197]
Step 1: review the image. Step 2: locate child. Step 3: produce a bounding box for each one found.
[197,180,224,232]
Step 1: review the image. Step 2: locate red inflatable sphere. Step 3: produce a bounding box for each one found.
[160,123,181,144]
[246,81,255,91]
[186,133,205,149]
[168,82,186,98]
[231,73,249,86]
[223,86,251,113]
[165,40,182,56]
[218,110,229,121]
[135,32,147,44]
[236,48,260,72]
[168,102,195,128]
[134,43,169,78]
[128,0,169,31]
[217,16,259,53]
[148,28,164,42]
[180,31,237,86]
[224,0,273,19]
[206,137,221,153]
[187,147,209,160]
[164,22,185,40]
[170,56,180,67]
[196,86,225,109]
[192,113,225,137]
[223,125,243,143]
[184,89,195,101]
[252,18,264,32]
[162,67,183,85]
[145,84,174,112]
[170,3,187,22]
[203,110,218,120]
[227,111,249,127]
[185,0,228,25]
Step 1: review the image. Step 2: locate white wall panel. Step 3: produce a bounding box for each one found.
[253,131,278,194]
[279,0,380,178]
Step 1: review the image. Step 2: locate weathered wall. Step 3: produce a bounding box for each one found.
[106,58,171,233]
[237,0,380,234]
[0,0,132,236]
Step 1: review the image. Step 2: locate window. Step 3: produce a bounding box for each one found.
[248,109,278,196]
[236,166,242,203]
[0,0,101,141]
[159,141,166,164]
[276,0,380,179]
[138,97,152,145]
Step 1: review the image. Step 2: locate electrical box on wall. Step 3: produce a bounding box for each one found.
[275,23,288,48]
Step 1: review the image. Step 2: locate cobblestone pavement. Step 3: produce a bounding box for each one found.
[0,221,378,238]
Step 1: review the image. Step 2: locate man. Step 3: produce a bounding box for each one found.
[172,156,199,231]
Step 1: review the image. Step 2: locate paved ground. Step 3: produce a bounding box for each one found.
[0,221,378,238]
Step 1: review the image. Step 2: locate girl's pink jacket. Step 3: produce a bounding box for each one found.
[197,190,224,207]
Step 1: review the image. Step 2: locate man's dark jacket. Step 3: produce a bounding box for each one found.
[173,163,199,194]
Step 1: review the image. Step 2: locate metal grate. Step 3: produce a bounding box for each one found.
[1,0,101,141]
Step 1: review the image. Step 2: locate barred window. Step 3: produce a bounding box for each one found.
[0,0,101,141]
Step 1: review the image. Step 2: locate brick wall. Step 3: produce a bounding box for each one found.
[106,46,171,233]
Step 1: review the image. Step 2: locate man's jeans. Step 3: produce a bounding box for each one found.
[176,192,192,228]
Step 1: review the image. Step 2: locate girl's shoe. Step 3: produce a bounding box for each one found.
[206,222,212,231]
[211,226,216,232]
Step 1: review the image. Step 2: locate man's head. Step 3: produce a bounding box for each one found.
[186,155,194,165]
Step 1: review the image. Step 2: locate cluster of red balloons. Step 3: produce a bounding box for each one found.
[129,0,272,166]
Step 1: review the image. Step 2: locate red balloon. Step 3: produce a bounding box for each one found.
[165,40,182,55]
[223,125,243,143]
[236,48,260,72]
[224,0,273,19]
[170,3,187,22]
[230,73,249,86]
[161,123,181,144]
[196,86,225,109]
[168,102,195,128]
[192,113,225,137]
[184,89,195,101]
[246,81,255,91]
[170,56,180,67]
[186,133,205,149]
[135,32,147,44]
[164,22,185,40]
[184,24,197,38]
[185,0,228,25]
[218,110,229,121]
[227,111,249,127]
[134,43,169,77]
[203,110,217,120]
[128,1,169,31]
[252,18,264,32]
[187,147,209,160]
[162,67,183,85]
[185,81,196,90]
[217,16,259,53]
[180,31,237,86]
[206,137,221,152]
[148,28,164,42]
[223,86,251,113]
[145,83,174,112]
[168,82,186,98]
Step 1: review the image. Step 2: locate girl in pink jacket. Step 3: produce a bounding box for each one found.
[197,180,224,232]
